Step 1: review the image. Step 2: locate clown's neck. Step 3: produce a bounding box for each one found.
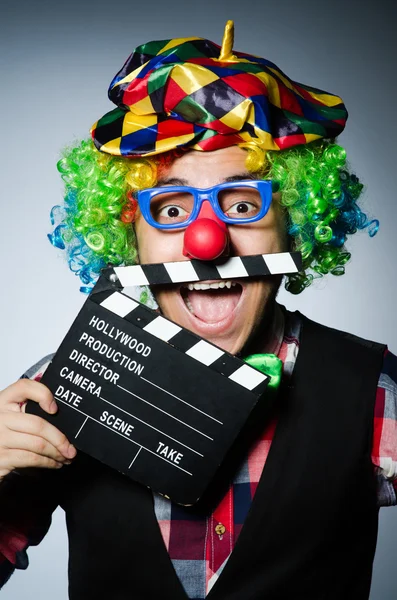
[238,302,285,359]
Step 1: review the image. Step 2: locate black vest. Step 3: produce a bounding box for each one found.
[1,315,386,599]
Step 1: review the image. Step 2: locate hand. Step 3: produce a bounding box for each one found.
[0,379,76,481]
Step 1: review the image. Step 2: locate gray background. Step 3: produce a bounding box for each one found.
[1,0,396,597]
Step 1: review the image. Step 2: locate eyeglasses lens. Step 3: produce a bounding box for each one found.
[217,186,263,220]
[150,191,194,225]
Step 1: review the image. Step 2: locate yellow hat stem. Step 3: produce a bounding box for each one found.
[218,20,238,62]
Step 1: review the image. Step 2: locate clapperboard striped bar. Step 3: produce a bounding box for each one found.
[91,288,267,393]
[113,251,302,287]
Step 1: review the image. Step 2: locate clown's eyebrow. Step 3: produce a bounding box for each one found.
[223,173,257,183]
[157,177,188,186]
[156,173,257,187]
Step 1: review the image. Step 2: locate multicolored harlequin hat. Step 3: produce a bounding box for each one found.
[91,20,348,157]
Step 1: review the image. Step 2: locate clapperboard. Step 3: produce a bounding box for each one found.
[112,251,302,286]
[27,252,298,505]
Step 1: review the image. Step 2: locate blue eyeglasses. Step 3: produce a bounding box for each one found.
[136,180,273,230]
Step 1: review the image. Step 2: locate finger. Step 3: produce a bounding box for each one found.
[0,380,57,415]
[4,412,76,459]
[0,449,65,471]
[1,431,71,464]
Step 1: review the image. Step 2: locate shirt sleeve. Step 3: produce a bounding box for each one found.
[0,354,59,588]
[371,349,397,507]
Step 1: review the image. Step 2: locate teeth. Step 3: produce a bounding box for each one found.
[185,297,195,314]
[183,280,236,291]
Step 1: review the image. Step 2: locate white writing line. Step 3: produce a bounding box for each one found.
[129,446,142,469]
[54,397,193,476]
[75,416,88,439]
[100,392,203,456]
[117,384,214,441]
[140,376,223,425]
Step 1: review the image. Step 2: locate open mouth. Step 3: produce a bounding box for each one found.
[180,280,244,324]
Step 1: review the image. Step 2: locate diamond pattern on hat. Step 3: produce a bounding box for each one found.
[174,95,213,124]
[172,63,219,95]
[157,118,194,141]
[93,108,125,150]
[189,79,246,120]
[269,104,303,136]
[91,31,348,158]
[120,126,158,155]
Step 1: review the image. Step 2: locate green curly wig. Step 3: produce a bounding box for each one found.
[48,138,378,294]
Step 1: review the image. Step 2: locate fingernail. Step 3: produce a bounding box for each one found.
[64,460,72,465]
[66,444,77,459]
[49,401,58,414]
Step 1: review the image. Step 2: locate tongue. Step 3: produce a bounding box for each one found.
[187,288,241,323]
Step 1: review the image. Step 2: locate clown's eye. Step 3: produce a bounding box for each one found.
[158,205,189,219]
[150,191,193,225]
[218,187,262,220]
[225,201,257,217]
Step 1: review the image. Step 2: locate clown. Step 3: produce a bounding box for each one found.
[0,21,396,600]
[47,21,373,353]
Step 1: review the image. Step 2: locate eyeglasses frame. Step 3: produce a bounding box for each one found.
[136,180,273,230]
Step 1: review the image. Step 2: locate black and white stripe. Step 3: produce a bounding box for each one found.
[91,289,269,394]
[113,251,302,287]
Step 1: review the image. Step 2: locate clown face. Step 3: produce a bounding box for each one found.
[134,146,288,355]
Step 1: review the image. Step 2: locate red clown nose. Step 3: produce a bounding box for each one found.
[183,201,229,260]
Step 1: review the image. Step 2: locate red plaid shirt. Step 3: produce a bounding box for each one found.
[1,308,397,598]
[153,310,397,599]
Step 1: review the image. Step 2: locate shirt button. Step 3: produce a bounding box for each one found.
[215,523,226,536]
